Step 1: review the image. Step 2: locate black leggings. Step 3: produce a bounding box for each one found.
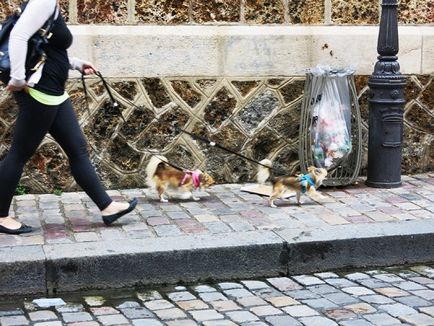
[0,91,112,217]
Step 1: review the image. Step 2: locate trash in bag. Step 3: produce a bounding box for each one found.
[308,66,355,168]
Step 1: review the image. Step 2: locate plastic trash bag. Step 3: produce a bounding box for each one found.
[308,66,354,168]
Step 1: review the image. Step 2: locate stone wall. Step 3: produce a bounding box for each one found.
[1,0,432,25]
[0,1,433,193]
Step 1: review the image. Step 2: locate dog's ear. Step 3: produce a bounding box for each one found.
[307,166,315,173]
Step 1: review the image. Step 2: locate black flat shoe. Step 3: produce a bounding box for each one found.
[102,198,138,226]
[0,223,33,235]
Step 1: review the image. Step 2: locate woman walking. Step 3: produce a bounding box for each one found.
[0,0,137,234]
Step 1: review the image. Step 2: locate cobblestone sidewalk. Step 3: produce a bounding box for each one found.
[3,265,434,325]
[2,174,433,248]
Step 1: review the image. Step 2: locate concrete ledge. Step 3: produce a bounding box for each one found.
[68,25,434,77]
[0,246,46,296]
[43,231,285,294]
[3,220,434,296]
[277,220,434,274]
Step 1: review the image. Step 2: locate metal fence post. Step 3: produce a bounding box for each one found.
[366,0,406,188]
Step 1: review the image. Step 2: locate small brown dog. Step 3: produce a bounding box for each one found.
[145,155,215,202]
[257,159,328,208]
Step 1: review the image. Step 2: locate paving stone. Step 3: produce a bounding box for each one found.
[377,303,418,317]
[84,296,105,306]
[74,232,99,242]
[249,305,282,316]
[153,225,183,236]
[165,320,197,326]
[176,299,208,311]
[323,308,357,321]
[223,289,254,299]
[0,309,24,317]
[153,308,187,320]
[202,321,237,326]
[359,295,395,305]
[241,281,269,290]
[285,290,319,300]
[194,285,217,293]
[89,307,118,315]
[282,304,319,317]
[251,287,282,299]
[189,309,224,321]
[266,296,299,307]
[322,292,360,305]
[307,284,340,295]
[55,304,84,313]
[167,291,197,302]
[0,315,30,326]
[199,292,228,302]
[61,312,93,323]
[411,289,434,300]
[33,322,62,326]
[28,311,57,321]
[237,296,267,307]
[144,300,174,310]
[324,278,357,288]
[217,282,244,290]
[375,287,410,297]
[339,320,374,326]
[356,278,389,289]
[121,307,154,319]
[363,312,402,325]
[292,275,325,286]
[344,303,376,314]
[225,311,259,323]
[96,314,129,325]
[298,316,338,326]
[302,298,338,310]
[394,295,431,307]
[421,306,434,317]
[396,281,427,291]
[132,318,164,325]
[209,300,241,312]
[137,291,163,302]
[342,287,376,296]
[314,272,339,279]
[266,277,303,291]
[265,315,302,326]
[400,313,434,325]
[409,277,434,285]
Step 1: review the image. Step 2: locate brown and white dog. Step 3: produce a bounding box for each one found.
[145,155,215,202]
[257,159,328,208]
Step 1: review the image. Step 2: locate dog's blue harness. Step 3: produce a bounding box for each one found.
[300,174,315,194]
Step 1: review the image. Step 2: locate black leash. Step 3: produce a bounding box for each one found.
[86,72,273,170]
[81,73,185,172]
[173,126,274,170]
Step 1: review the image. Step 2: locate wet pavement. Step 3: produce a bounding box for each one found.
[3,265,434,325]
[1,173,434,296]
[3,174,433,247]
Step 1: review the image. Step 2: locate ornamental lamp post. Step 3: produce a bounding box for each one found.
[366,0,406,188]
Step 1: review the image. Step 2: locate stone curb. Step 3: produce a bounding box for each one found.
[2,220,434,296]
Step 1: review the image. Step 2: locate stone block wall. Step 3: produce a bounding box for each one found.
[0,0,433,193]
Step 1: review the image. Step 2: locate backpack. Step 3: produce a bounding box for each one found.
[0,1,57,85]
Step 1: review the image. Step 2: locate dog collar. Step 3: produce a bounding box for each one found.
[180,170,201,188]
[300,174,315,194]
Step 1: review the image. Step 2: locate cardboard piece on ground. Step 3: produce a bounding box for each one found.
[240,184,295,198]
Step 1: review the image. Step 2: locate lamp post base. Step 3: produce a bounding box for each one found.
[365,179,402,188]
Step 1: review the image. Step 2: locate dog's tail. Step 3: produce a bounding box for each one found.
[257,159,273,184]
[145,155,167,187]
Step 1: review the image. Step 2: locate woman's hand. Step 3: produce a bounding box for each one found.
[6,79,27,92]
[81,62,97,75]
